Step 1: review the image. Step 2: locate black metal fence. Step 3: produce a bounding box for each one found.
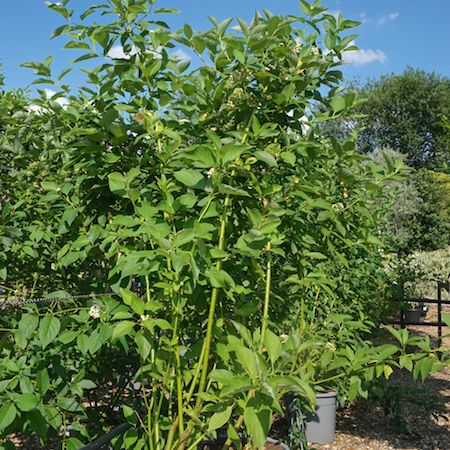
[387,280,450,346]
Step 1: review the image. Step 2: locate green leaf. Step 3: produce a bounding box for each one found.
[376,343,399,360]
[77,334,90,355]
[77,379,97,390]
[174,169,205,187]
[399,355,413,372]
[208,406,233,431]
[280,151,296,165]
[108,172,127,196]
[135,333,151,361]
[46,2,73,19]
[58,397,82,412]
[64,41,91,50]
[121,289,145,316]
[263,329,282,365]
[235,346,258,380]
[123,405,138,425]
[38,316,61,349]
[112,321,135,340]
[37,369,50,395]
[206,267,235,288]
[304,251,327,260]
[331,96,346,114]
[243,406,271,449]
[183,23,193,39]
[255,151,277,167]
[209,369,236,384]
[442,313,450,328]
[16,314,39,349]
[42,405,62,431]
[154,8,180,14]
[300,0,311,15]
[65,438,84,450]
[324,31,336,50]
[59,330,79,344]
[0,404,17,431]
[15,393,39,412]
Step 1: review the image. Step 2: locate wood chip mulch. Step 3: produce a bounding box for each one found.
[7,306,450,449]
[311,303,450,450]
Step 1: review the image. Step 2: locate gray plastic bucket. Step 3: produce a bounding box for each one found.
[404,308,421,324]
[305,391,337,444]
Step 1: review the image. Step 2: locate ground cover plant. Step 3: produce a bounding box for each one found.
[0,1,448,449]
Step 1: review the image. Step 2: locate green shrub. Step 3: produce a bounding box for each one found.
[0,1,447,449]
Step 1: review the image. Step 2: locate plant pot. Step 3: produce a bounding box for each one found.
[404,308,422,324]
[305,391,337,444]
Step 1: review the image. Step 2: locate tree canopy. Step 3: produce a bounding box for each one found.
[355,68,450,168]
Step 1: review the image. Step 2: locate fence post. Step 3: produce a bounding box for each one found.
[399,278,405,329]
[437,281,442,347]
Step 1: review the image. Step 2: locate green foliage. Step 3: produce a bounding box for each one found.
[320,68,450,169]
[401,246,450,298]
[357,68,450,168]
[0,1,447,449]
[383,165,450,254]
[412,169,450,250]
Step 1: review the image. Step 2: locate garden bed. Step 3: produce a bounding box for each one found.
[311,311,450,450]
[312,367,450,450]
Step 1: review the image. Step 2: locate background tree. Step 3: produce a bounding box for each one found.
[356,67,450,168]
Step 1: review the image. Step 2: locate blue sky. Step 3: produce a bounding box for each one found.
[1,0,449,92]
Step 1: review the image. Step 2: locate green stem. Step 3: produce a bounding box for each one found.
[194,195,230,412]
[30,273,38,299]
[179,196,231,450]
[314,372,346,386]
[223,415,245,448]
[299,295,306,334]
[145,275,151,304]
[260,242,272,347]
[185,339,206,404]
[175,349,185,435]
[165,417,178,450]
[171,308,185,437]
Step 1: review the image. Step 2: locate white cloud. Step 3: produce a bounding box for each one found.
[45,89,69,107]
[356,12,368,24]
[344,48,387,66]
[171,49,191,63]
[107,44,167,61]
[343,41,387,66]
[377,12,399,26]
[28,104,45,114]
[28,89,69,114]
[356,11,399,26]
[107,45,134,60]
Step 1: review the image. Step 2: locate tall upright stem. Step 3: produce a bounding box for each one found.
[260,242,272,347]
[145,275,151,303]
[194,195,230,411]
[178,195,231,450]
[172,310,185,436]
